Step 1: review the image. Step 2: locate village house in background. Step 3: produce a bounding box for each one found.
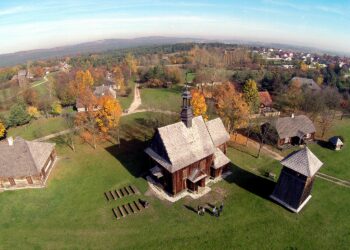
[290,77,321,91]
[145,86,231,197]
[76,84,117,112]
[11,69,34,88]
[0,137,56,191]
[262,114,316,149]
[271,147,323,213]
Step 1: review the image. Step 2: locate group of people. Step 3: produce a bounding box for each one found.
[197,203,224,217]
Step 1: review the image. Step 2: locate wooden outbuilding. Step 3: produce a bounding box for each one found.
[262,114,316,149]
[0,137,56,191]
[329,136,343,151]
[271,147,323,213]
[145,86,230,196]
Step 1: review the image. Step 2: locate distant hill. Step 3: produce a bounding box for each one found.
[0,36,211,67]
[1,36,347,67]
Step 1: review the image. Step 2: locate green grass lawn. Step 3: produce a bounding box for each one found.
[308,118,350,180]
[118,81,136,110]
[140,85,182,112]
[7,116,68,140]
[0,112,349,249]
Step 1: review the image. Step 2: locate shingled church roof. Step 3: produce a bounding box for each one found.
[0,137,55,178]
[280,147,323,177]
[145,116,230,173]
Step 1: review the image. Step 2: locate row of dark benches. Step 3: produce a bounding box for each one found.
[104,185,139,201]
[112,199,149,220]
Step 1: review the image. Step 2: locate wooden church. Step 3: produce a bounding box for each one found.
[271,147,323,213]
[145,86,231,196]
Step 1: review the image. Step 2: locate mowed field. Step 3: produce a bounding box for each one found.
[0,112,349,249]
[140,85,182,112]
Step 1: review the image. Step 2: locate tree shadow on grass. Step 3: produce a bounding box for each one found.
[104,138,150,178]
[224,162,276,201]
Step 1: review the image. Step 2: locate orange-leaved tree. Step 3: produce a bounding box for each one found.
[95,95,122,134]
[191,89,208,120]
[113,66,125,94]
[0,122,5,138]
[213,83,249,134]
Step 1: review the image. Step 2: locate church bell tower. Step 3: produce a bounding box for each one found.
[180,84,193,128]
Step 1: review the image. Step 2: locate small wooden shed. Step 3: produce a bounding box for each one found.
[270,147,323,213]
[329,136,344,151]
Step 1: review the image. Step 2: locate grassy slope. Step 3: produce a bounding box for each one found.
[140,86,182,112]
[7,116,68,140]
[309,118,350,180]
[0,112,349,249]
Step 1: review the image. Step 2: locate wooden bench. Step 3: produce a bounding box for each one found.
[130,185,140,194]
[133,201,141,211]
[118,206,126,217]
[110,191,116,200]
[112,208,120,220]
[122,204,130,215]
[119,188,125,197]
[114,190,120,199]
[128,203,136,214]
[124,187,130,195]
[104,192,111,201]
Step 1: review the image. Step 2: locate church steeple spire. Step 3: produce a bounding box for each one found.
[180,81,193,128]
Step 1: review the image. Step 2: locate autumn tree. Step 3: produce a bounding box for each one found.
[54,72,76,106]
[299,61,308,72]
[23,88,38,106]
[74,70,94,94]
[0,122,5,138]
[213,83,249,133]
[51,102,62,116]
[191,89,208,120]
[124,53,138,78]
[27,106,40,119]
[95,95,122,141]
[242,79,260,113]
[113,66,125,94]
[75,110,99,149]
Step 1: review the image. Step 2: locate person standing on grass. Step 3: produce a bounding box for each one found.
[219,202,224,214]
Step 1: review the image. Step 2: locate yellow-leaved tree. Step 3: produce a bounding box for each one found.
[27,106,40,119]
[95,95,122,134]
[213,83,249,133]
[124,53,138,78]
[0,122,5,138]
[191,89,208,120]
[74,70,94,93]
[113,66,125,94]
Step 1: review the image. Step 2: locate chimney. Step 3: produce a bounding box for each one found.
[7,137,14,146]
[291,113,295,118]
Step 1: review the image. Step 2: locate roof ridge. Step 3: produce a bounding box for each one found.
[25,140,42,173]
[304,147,312,176]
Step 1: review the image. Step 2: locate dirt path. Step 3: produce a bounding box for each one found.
[33,128,75,142]
[127,84,141,113]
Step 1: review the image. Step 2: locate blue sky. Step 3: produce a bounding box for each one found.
[0,0,349,54]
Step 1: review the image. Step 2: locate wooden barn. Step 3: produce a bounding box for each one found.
[262,114,316,149]
[145,87,230,196]
[0,137,56,191]
[271,147,323,213]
